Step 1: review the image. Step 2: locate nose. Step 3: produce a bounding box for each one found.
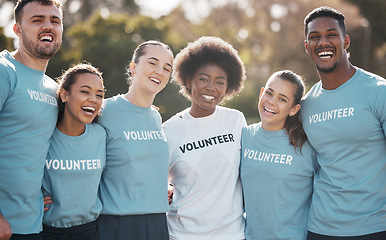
[155,66,164,76]
[88,94,98,103]
[205,80,215,91]
[41,19,53,31]
[318,35,329,46]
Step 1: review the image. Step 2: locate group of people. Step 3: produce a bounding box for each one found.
[0,0,384,240]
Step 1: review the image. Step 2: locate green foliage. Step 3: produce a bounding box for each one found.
[0,26,13,51]
[11,0,384,123]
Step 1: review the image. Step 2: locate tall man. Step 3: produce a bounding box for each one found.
[301,6,385,240]
[0,0,63,239]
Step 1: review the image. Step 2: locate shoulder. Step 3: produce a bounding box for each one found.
[217,106,246,120]
[162,109,187,128]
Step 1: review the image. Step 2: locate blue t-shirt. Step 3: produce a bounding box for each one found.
[241,123,318,240]
[301,68,386,236]
[42,124,106,228]
[98,95,169,215]
[0,50,58,234]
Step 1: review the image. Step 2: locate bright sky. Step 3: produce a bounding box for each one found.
[135,0,182,18]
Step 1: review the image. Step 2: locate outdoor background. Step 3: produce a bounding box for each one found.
[0,0,385,124]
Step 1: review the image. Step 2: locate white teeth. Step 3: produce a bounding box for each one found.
[150,77,160,84]
[40,35,53,42]
[203,95,215,100]
[318,51,333,58]
[264,107,276,114]
[82,106,95,112]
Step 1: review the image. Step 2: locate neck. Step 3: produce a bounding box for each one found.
[318,61,356,90]
[56,119,86,136]
[125,88,155,108]
[12,49,49,71]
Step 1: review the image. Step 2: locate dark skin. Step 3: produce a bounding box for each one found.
[304,17,356,90]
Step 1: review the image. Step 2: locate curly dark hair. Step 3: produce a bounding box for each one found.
[172,36,246,101]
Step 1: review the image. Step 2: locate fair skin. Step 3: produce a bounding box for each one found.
[125,45,173,108]
[258,76,300,131]
[1,2,62,239]
[12,2,63,71]
[58,73,105,136]
[187,62,228,118]
[304,16,355,90]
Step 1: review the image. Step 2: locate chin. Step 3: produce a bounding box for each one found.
[316,62,337,73]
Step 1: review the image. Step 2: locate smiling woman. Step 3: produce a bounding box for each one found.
[42,62,107,240]
[97,40,174,240]
[162,36,247,240]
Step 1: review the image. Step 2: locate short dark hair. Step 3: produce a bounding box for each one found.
[57,63,104,123]
[14,0,62,23]
[304,6,346,37]
[172,36,245,101]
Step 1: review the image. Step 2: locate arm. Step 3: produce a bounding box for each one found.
[0,212,11,240]
[43,196,52,212]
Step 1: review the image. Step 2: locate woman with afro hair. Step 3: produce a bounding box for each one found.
[162,36,246,240]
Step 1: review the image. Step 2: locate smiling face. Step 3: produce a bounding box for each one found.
[130,45,173,96]
[258,76,300,131]
[187,62,228,118]
[14,2,63,59]
[60,73,104,126]
[304,16,349,74]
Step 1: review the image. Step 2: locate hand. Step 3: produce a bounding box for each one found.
[168,184,173,205]
[43,196,52,212]
[0,213,12,240]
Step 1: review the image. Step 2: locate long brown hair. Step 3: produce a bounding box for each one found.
[273,70,307,152]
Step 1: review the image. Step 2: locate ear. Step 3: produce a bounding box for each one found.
[344,35,350,50]
[129,62,136,74]
[259,87,265,99]
[59,89,69,103]
[186,78,192,89]
[13,23,22,37]
[304,40,309,54]
[289,104,301,117]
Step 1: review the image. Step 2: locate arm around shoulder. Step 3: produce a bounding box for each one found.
[0,212,12,240]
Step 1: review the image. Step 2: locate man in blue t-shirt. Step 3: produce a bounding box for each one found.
[301,6,386,240]
[0,0,63,239]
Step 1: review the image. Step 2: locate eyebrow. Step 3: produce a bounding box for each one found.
[31,14,61,20]
[267,87,289,100]
[198,73,226,80]
[148,57,172,69]
[308,28,339,35]
[80,85,104,93]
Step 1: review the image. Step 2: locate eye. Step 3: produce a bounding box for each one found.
[279,98,287,102]
[81,90,89,94]
[265,91,272,96]
[308,35,319,40]
[216,80,225,85]
[97,94,104,99]
[149,61,156,66]
[164,67,171,72]
[199,77,208,82]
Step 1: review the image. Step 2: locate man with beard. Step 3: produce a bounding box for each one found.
[301,6,385,240]
[0,0,63,239]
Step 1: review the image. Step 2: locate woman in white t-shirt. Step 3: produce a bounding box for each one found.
[162,36,246,240]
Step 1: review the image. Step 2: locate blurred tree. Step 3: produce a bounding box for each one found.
[0,26,13,50]
[343,0,386,76]
[47,11,190,121]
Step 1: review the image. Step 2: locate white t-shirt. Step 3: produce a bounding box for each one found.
[162,106,246,240]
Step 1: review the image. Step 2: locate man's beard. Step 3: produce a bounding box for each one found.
[316,62,337,74]
[21,33,61,59]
